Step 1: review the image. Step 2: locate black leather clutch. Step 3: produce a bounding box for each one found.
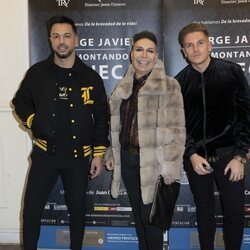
[149,175,180,230]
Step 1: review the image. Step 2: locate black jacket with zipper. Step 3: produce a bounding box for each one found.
[12,54,109,158]
[175,57,250,159]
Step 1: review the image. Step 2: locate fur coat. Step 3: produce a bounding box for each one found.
[108,59,186,204]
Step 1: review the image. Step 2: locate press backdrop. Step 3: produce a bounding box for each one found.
[28,0,250,249]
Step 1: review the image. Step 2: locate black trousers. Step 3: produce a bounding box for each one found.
[121,149,163,250]
[184,152,245,250]
[23,149,90,250]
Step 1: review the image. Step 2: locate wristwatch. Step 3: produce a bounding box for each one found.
[234,155,247,165]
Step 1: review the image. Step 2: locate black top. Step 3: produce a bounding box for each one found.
[54,64,72,159]
[175,57,250,158]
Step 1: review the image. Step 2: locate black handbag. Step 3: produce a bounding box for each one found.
[149,175,180,230]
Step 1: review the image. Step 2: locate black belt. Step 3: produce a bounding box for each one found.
[121,144,139,155]
[206,146,233,164]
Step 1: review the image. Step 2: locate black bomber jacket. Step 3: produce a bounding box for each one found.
[175,57,250,159]
[12,55,109,158]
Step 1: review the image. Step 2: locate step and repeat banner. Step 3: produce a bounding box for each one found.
[163,1,250,249]
[28,0,250,249]
[29,0,164,250]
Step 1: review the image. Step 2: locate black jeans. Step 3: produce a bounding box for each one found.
[184,152,245,250]
[23,149,90,250]
[121,149,163,250]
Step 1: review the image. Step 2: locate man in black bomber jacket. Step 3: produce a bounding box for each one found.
[12,15,109,250]
[175,23,250,250]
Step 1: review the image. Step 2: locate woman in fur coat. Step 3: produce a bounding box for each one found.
[106,31,186,250]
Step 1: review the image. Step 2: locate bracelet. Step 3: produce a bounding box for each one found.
[234,155,247,165]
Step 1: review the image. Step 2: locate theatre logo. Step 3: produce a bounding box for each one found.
[194,0,205,5]
[56,0,70,7]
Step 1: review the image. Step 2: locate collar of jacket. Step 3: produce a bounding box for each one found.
[112,59,167,100]
[45,54,86,74]
[189,56,216,75]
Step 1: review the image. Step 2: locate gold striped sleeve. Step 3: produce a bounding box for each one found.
[83,145,92,157]
[34,139,47,151]
[93,146,106,157]
[25,113,35,128]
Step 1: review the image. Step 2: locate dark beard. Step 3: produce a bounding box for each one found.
[54,48,74,59]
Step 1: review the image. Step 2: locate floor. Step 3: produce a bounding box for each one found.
[0,245,22,250]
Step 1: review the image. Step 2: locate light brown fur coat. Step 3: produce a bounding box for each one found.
[109,59,186,204]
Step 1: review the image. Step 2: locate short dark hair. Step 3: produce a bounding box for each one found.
[132,31,158,48]
[46,15,77,36]
[178,23,209,47]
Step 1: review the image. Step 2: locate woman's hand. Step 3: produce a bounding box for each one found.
[163,176,175,185]
[105,159,114,171]
[103,147,115,171]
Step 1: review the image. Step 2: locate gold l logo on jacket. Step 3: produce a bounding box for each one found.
[81,86,94,105]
